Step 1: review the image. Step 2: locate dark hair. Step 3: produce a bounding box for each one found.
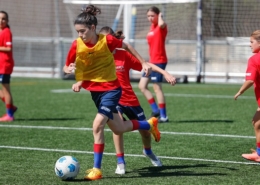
[147,6,160,15]
[99,26,125,39]
[0,10,10,28]
[74,5,101,28]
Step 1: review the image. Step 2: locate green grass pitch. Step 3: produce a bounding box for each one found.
[0,77,259,185]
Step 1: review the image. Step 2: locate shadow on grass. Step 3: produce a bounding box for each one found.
[14,118,82,121]
[110,164,233,178]
[174,120,233,123]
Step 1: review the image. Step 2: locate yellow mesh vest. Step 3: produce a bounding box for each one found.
[75,34,117,82]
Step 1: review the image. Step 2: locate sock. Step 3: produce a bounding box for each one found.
[257,143,260,156]
[144,147,152,155]
[116,153,125,164]
[148,98,159,113]
[131,120,151,131]
[6,104,13,117]
[159,103,167,118]
[93,143,104,169]
[2,98,16,110]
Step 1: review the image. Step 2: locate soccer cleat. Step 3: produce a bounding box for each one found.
[84,168,102,180]
[150,111,160,118]
[143,150,162,167]
[148,117,160,142]
[242,149,260,162]
[159,116,169,123]
[115,163,126,175]
[0,114,14,122]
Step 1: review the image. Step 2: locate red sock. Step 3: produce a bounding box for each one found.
[1,97,5,103]
[131,120,140,130]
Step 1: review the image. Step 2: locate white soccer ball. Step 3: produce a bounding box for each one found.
[54,156,80,180]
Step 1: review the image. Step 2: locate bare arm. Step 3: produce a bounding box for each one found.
[0,47,12,52]
[148,63,176,86]
[234,80,254,100]
[158,12,166,29]
[122,42,152,76]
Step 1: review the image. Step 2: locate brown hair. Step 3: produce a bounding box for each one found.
[251,30,260,43]
[99,26,125,39]
[147,6,160,15]
[74,5,101,28]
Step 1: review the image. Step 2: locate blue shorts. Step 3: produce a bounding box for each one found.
[0,74,11,84]
[142,63,167,83]
[91,87,122,120]
[116,104,146,121]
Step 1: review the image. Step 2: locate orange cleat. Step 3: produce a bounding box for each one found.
[84,168,102,180]
[148,117,160,142]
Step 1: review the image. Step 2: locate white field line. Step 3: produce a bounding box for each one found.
[0,124,255,139]
[50,89,254,99]
[0,145,258,165]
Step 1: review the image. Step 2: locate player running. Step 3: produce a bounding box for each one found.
[99,26,176,174]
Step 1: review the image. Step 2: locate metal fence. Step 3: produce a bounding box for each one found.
[12,37,250,83]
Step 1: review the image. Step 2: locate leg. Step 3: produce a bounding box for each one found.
[139,130,162,166]
[139,77,160,117]
[153,82,168,122]
[84,113,107,180]
[0,83,15,121]
[242,108,260,162]
[112,112,126,174]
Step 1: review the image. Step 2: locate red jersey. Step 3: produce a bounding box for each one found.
[65,34,122,91]
[0,27,14,74]
[245,53,260,105]
[146,24,168,64]
[114,49,142,106]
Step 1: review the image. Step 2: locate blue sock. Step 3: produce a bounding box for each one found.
[148,98,159,113]
[116,153,125,164]
[7,108,13,117]
[93,143,104,169]
[159,108,166,118]
[144,148,152,155]
[94,152,103,168]
[138,120,151,130]
[257,147,260,156]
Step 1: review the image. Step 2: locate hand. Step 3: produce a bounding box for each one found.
[64,63,76,74]
[72,81,82,92]
[164,73,177,86]
[142,62,152,77]
[234,92,242,100]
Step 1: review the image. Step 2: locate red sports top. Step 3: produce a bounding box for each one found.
[0,27,14,74]
[146,24,168,64]
[66,34,122,91]
[245,52,260,106]
[114,49,142,106]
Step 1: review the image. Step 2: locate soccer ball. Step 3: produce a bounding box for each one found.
[54,156,80,180]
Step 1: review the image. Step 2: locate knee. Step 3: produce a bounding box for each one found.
[112,128,124,135]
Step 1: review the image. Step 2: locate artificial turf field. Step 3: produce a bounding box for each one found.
[0,77,259,185]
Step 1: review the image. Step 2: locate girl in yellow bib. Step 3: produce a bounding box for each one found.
[63,5,160,181]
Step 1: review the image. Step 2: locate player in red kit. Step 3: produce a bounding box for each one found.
[234,30,260,162]
[0,11,17,122]
[99,26,176,174]
[138,6,169,123]
[63,5,160,181]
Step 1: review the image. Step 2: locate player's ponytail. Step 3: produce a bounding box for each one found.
[74,5,101,28]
